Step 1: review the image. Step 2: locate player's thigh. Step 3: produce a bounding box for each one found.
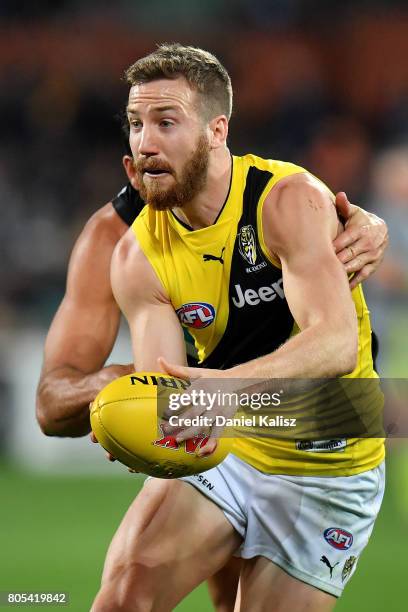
[102,477,241,587]
[236,556,336,612]
[207,557,242,612]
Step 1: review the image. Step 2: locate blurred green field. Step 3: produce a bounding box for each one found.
[1,458,406,611]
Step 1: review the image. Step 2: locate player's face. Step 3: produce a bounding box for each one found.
[127,78,210,210]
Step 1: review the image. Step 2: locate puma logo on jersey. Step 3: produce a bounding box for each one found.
[231,279,285,308]
[203,247,225,264]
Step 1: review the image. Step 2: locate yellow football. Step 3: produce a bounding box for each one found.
[90,372,233,478]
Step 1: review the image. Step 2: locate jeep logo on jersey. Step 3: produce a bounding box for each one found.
[231,279,285,308]
[238,225,257,266]
[324,528,354,551]
[176,302,216,329]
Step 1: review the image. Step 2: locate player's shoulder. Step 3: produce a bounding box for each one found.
[270,169,331,198]
[239,152,307,178]
[262,166,337,249]
[82,202,129,245]
[112,221,151,280]
[237,153,332,207]
[112,228,167,301]
[67,202,129,275]
[264,173,334,222]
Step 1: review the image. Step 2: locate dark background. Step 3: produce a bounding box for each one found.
[0,2,407,611]
[1,0,407,340]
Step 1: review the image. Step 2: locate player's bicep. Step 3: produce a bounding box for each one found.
[281,252,354,332]
[42,210,122,375]
[42,294,121,375]
[111,231,187,370]
[264,174,356,331]
[131,303,187,370]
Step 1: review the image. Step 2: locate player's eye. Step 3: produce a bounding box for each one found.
[160,120,174,128]
[130,120,142,130]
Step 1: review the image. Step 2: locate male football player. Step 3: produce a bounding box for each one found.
[89,44,387,611]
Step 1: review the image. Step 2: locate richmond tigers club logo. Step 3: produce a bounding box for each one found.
[238,225,257,266]
[342,556,357,582]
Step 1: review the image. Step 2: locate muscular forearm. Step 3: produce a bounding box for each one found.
[36,363,134,437]
[228,323,357,382]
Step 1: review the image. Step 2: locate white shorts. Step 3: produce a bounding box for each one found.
[180,453,385,597]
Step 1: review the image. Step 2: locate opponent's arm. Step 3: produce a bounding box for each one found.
[230,174,358,380]
[36,205,133,437]
[111,229,187,371]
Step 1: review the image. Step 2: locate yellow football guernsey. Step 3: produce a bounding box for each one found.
[133,154,384,476]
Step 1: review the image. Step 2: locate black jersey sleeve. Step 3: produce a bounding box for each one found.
[112,183,146,227]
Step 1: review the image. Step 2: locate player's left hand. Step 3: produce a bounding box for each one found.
[333,191,388,289]
[159,358,234,456]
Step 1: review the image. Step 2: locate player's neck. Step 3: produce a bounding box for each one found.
[172,148,232,229]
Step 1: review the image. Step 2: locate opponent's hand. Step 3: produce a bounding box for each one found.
[90,430,139,472]
[159,358,234,457]
[333,192,388,289]
[100,362,135,385]
[90,430,116,462]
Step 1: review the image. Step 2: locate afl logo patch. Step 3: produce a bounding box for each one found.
[176,302,215,329]
[238,225,257,266]
[324,528,353,551]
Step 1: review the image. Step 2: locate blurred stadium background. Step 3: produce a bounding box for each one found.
[0,1,407,610]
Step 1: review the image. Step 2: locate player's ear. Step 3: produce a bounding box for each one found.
[122,155,140,190]
[208,115,228,150]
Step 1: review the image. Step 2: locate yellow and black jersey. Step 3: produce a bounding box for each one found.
[133,153,384,476]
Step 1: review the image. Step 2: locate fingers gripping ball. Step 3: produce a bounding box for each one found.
[90,372,232,478]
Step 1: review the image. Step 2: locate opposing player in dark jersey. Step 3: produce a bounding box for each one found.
[36,156,139,437]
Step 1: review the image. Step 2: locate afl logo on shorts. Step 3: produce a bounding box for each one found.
[176,302,215,329]
[324,528,353,551]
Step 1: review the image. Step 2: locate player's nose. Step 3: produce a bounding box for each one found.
[138,125,160,157]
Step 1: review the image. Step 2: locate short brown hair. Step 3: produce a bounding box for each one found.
[125,43,233,121]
